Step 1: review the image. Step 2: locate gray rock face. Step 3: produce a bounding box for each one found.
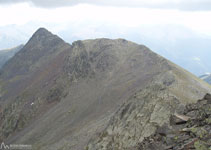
[87,70,211,150]
[64,41,93,81]
[0,28,210,150]
[87,84,174,149]
[138,93,211,150]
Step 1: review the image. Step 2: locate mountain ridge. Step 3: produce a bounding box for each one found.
[0,45,24,69]
[0,28,210,150]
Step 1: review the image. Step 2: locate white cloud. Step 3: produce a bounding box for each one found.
[1,0,211,11]
[193,57,201,61]
[1,3,211,36]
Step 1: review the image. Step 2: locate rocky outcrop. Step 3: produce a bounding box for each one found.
[138,93,211,150]
[87,83,175,149]
[87,69,211,149]
[64,41,94,81]
[88,91,211,150]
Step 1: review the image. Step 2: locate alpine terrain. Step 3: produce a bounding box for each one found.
[0,28,210,150]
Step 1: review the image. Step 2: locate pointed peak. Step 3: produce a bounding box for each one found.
[26,27,64,45]
[36,27,50,33]
[33,27,53,37]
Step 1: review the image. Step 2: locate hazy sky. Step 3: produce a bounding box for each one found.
[1,0,211,34]
[0,0,211,75]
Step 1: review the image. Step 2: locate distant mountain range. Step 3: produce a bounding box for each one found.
[0,28,210,150]
[0,45,24,69]
[199,73,211,84]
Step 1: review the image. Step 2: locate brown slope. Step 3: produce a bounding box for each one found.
[0,29,210,150]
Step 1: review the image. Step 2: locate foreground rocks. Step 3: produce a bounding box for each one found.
[138,93,211,150]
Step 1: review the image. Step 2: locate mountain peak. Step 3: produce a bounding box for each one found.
[25,27,65,47]
[31,27,54,40]
[0,28,69,79]
[36,27,48,32]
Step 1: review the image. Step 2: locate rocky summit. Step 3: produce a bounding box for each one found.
[0,28,210,150]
